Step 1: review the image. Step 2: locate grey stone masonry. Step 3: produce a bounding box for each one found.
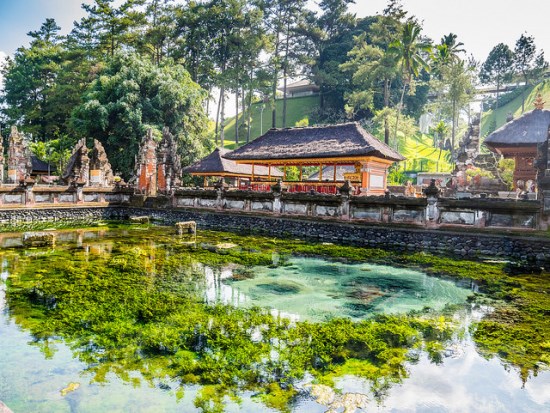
[1,206,548,267]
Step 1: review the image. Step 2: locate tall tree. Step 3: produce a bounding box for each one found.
[71,53,210,176]
[388,20,431,143]
[80,0,146,57]
[479,43,514,110]
[340,2,406,144]
[138,0,176,65]
[432,32,465,78]
[264,0,309,128]
[307,0,358,119]
[1,19,64,140]
[514,33,549,113]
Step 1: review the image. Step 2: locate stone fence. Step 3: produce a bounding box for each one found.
[0,183,133,207]
[172,187,545,231]
[0,183,546,231]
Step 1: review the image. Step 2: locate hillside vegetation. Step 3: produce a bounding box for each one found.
[222,95,320,149]
[480,80,550,137]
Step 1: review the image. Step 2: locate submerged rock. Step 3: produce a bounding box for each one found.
[175,221,196,235]
[129,216,149,224]
[256,281,302,294]
[349,286,385,303]
[22,232,55,247]
[60,382,80,396]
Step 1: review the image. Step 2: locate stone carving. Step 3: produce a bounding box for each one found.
[7,126,32,183]
[157,127,182,193]
[135,129,158,195]
[62,138,115,187]
[133,127,182,195]
[89,139,114,187]
[62,138,90,185]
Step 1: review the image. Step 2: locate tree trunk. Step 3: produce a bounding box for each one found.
[271,31,281,129]
[247,67,253,143]
[451,98,457,159]
[241,83,246,144]
[283,75,288,128]
[383,78,391,145]
[206,87,211,116]
[495,78,501,110]
[220,86,226,149]
[282,20,291,128]
[235,88,239,145]
[394,83,407,150]
[215,88,222,147]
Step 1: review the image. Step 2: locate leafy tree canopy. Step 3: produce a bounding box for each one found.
[71,53,211,177]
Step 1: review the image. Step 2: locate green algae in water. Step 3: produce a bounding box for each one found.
[1,226,549,412]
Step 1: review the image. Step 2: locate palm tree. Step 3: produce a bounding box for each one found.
[432,33,465,79]
[389,21,431,145]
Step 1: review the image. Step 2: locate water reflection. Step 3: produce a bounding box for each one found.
[0,227,548,413]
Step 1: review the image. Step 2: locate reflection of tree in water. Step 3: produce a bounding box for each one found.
[3,229,548,412]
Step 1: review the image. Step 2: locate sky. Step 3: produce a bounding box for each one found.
[1,0,550,99]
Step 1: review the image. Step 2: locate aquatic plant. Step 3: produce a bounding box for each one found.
[2,225,549,411]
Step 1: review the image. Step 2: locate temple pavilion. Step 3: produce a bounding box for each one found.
[484,96,550,187]
[223,122,405,195]
[183,148,283,189]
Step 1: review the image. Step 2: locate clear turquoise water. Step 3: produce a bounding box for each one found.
[204,257,474,322]
[0,227,549,413]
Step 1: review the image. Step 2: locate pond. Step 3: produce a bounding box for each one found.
[0,226,549,412]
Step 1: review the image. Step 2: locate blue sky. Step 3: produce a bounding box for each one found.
[1,0,550,96]
[1,0,549,60]
[0,0,88,54]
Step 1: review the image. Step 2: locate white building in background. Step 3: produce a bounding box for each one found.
[278,79,320,98]
[419,113,435,134]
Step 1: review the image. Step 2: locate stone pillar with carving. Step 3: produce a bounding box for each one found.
[157,127,182,193]
[134,129,158,196]
[75,180,85,204]
[272,179,282,214]
[62,138,90,186]
[338,180,353,220]
[423,179,440,228]
[7,126,32,183]
[24,178,36,206]
[89,139,114,187]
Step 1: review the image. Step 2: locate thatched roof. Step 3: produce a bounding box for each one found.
[307,165,356,181]
[224,122,405,162]
[182,148,283,177]
[485,109,550,148]
[31,156,54,174]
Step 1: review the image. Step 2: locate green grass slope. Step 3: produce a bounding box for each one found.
[480,80,550,137]
[399,134,453,173]
[221,95,320,149]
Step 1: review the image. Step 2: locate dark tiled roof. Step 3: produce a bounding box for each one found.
[182,148,283,177]
[224,122,405,162]
[31,156,54,173]
[307,165,356,181]
[485,109,550,147]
